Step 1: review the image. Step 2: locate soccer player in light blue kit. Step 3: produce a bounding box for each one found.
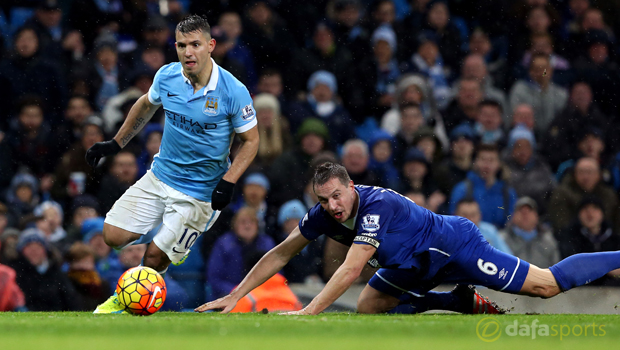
[197,162,620,315]
[86,15,259,314]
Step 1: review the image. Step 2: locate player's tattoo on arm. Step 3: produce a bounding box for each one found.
[132,117,145,131]
[120,132,135,147]
[120,117,146,146]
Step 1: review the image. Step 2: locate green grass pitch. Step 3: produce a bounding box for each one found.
[1,312,619,350]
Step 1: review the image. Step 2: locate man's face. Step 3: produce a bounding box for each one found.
[119,244,146,268]
[175,30,214,77]
[469,33,491,56]
[22,242,47,266]
[579,204,604,232]
[372,140,392,163]
[336,5,360,27]
[455,202,481,226]
[312,83,334,102]
[219,12,242,40]
[313,26,334,52]
[475,150,501,180]
[373,40,392,62]
[243,184,267,207]
[452,138,474,159]
[89,234,111,259]
[300,134,325,156]
[588,43,608,64]
[15,29,39,58]
[73,207,98,228]
[458,81,482,109]
[512,139,533,166]
[571,83,592,111]
[97,47,118,72]
[111,153,138,184]
[315,178,356,223]
[578,135,604,159]
[66,97,92,125]
[36,8,62,28]
[400,106,424,134]
[374,1,395,24]
[462,56,486,81]
[81,125,104,150]
[233,212,259,242]
[146,132,162,156]
[512,205,538,231]
[416,137,436,161]
[257,75,282,96]
[477,105,502,131]
[19,106,44,131]
[574,158,600,192]
[142,48,165,71]
[428,2,448,30]
[418,41,439,64]
[342,145,368,175]
[403,161,428,181]
[512,105,535,129]
[529,57,551,84]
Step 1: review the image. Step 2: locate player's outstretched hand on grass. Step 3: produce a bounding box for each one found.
[194,294,239,313]
[85,140,122,168]
[278,307,313,316]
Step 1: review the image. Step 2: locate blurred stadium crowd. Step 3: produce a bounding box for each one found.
[2,0,620,312]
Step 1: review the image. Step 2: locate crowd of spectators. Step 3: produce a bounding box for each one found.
[2,0,620,311]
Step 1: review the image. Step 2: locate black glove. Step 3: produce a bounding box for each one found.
[85,140,122,168]
[211,179,235,210]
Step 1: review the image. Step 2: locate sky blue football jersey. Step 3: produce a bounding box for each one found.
[299,185,469,270]
[147,59,257,202]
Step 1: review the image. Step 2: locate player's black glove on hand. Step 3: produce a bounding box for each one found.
[212,179,235,211]
[85,140,122,168]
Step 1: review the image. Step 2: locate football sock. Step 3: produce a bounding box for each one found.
[549,251,620,291]
[157,267,168,279]
[388,291,465,314]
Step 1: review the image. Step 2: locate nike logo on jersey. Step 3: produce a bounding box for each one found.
[167,92,178,97]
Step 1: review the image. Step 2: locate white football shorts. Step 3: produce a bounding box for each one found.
[104,170,220,264]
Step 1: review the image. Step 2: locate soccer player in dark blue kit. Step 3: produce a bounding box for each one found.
[196,162,620,315]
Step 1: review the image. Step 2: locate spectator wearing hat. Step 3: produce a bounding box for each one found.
[80,217,113,268]
[548,157,619,233]
[33,200,67,248]
[64,194,100,243]
[5,173,39,225]
[399,147,445,213]
[367,130,400,190]
[288,70,355,148]
[0,232,25,311]
[504,125,556,216]
[51,116,105,202]
[403,31,451,110]
[543,81,609,171]
[0,26,67,124]
[207,207,276,300]
[381,74,435,136]
[357,25,401,117]
[5,96,54,176]
[252,93,292,171]
[278,199,324,284]
[451,54,508,118]
[8,228,81,311]
[442,78,483,134]
[500,197,559,268]
[572,29,620,117]
[218,12,258,91]
[454,198,512,254]
[268,118,330,207]
[341,139,381,187]
[449,144,518,228]
[556,196,620,285]
[287,21,357,113]
[97,150,138,214]
[434,123,475,197]
[50,95,95,164]
[509,53,568,135]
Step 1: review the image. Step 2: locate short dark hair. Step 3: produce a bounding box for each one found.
[313,162,351,189]
[478,99,503,114]
[474,143,500,159]
[456,197,479,209]
[259,68,282,79]
[176,14,211,36]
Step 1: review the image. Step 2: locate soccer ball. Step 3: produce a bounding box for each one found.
[116,266,167,316]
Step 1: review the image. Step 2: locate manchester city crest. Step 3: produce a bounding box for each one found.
[204,96,219,115]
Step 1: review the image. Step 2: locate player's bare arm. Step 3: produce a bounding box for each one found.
[222,126,259,184]
[195,225,309,313]
[282,243,376,316]
[113,94,161,148]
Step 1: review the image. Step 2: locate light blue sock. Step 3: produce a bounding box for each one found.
[549,251,620,291]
